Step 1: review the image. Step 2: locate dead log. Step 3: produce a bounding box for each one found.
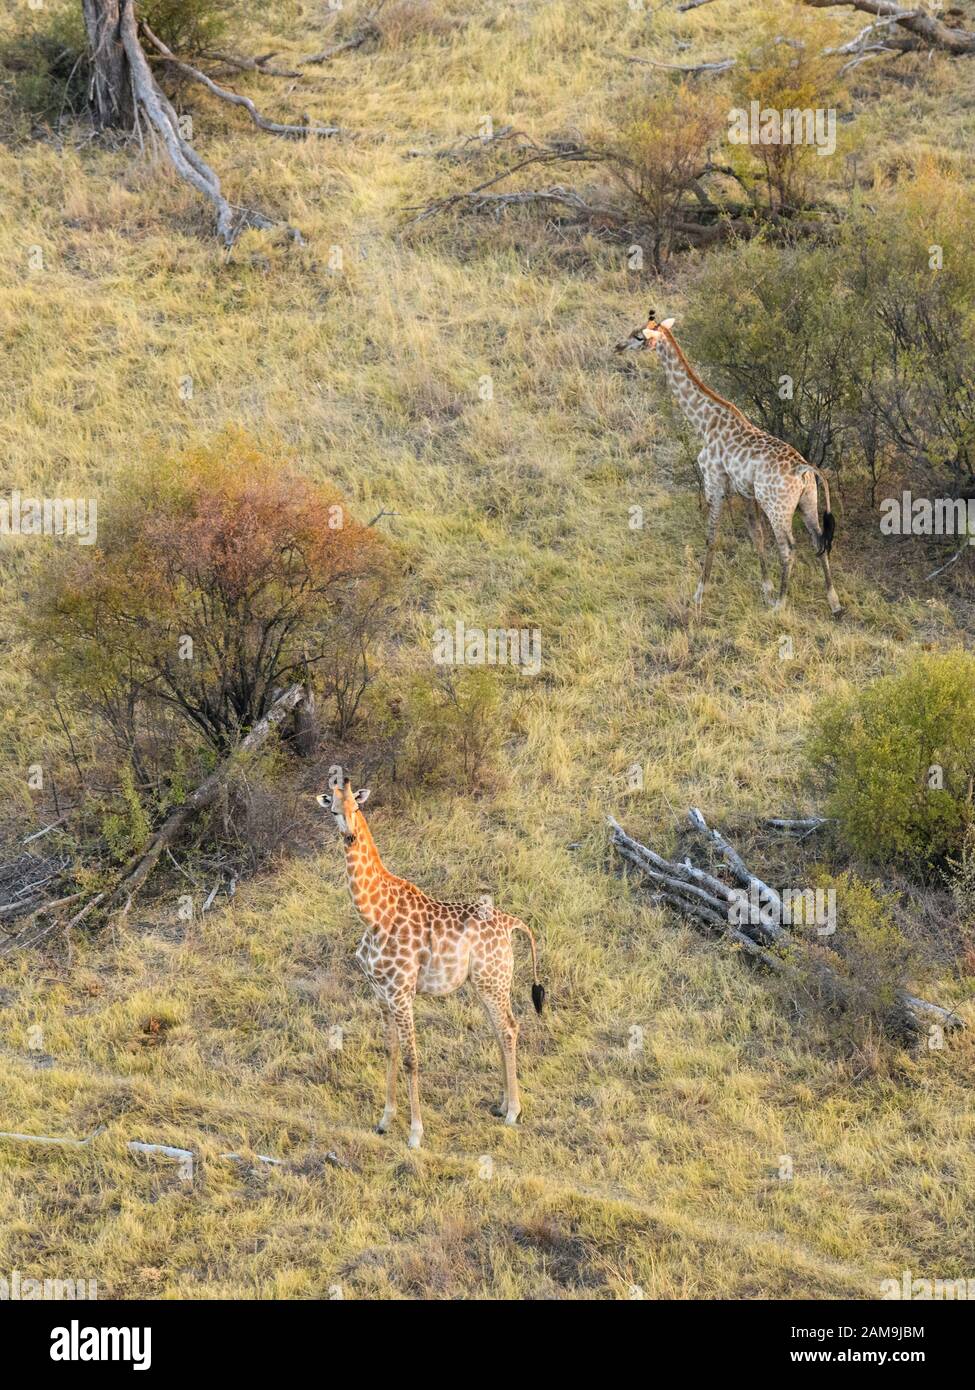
[802,0,975,55]
[765,816,829,834]
[607,813,964,1037]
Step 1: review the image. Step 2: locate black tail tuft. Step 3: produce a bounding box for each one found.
[531,983,545,1016]
[818,510,835,556]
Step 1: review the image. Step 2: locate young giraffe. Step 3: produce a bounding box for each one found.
[317,780,544,1149]
[616,309,842,616]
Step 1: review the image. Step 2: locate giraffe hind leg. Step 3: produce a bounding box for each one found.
[749,500,774,606]
[474,985,508,1118]
[770,519,795,610]
[475,981,521,1125]
[798,484,843,615]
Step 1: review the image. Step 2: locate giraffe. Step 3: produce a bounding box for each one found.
[317,780,544,1149]
[616,308,842,616]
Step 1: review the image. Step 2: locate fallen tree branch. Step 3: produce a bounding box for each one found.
[802,0,975,55]
[84,682,307,923]
[924,540,970,581]
[822,13,918,71]
[0,1127,353,1176]
[607,813,965,1038]
[0,685,307,954]
[204,51,303,78]
[143,25,341,138]
[405,141,606,223]
[605,49,736,75]
[301,1,386,64]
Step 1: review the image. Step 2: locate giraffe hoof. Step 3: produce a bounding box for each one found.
[490,1102,506,1118]
[407,1131,423,1150]
[504,1111,522,1127]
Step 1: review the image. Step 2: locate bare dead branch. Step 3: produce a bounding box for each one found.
[142,25,341,138]
[204,51,303,78]
[404,134,613,223]
[301,1,387,64]
[0,685,307,955]
[605,48,736,75]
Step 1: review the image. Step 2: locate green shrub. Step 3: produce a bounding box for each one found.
[0,3,88,129]
[731,17,842,209]
[793,871,915,1052]
[403,667,506,793]
[98,764,151,864]
[807,652,975,873]
[603,83,725,271]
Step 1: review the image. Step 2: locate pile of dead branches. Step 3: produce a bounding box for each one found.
[608,808,964,1041]
[0,849,73,930]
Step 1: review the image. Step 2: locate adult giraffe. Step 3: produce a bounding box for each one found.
[616,309,842,616]
[318,780,544,1149]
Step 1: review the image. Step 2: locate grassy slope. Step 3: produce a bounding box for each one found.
[1,0,974,1298]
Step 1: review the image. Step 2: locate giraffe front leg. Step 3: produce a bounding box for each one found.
[693,495,724,612]
[377,1009,399,1135]
[391,998,423,1149]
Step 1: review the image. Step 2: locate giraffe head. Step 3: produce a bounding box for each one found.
[317,779,371,845]
[615,308,677,355]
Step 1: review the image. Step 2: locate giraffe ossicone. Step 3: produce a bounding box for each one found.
[616,310,842,617]
[318,780,544,1149]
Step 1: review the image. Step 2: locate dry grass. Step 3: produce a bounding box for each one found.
[1,0,974,1299]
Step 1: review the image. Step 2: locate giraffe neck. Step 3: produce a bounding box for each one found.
[658,332,740,443]
[343,812,393,922]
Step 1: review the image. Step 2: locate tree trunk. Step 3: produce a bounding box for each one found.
[82,0,135,129]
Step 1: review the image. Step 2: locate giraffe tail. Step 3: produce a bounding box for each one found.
[514,923,545,1014]
[802,465,835,556]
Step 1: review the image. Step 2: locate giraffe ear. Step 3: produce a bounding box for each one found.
[354,788,371,806]
[660,317,676,330]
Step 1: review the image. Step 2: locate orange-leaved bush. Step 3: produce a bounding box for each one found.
[29,430,395,754]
